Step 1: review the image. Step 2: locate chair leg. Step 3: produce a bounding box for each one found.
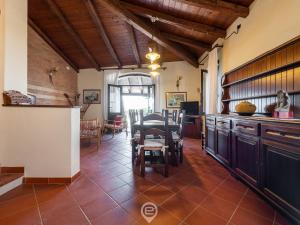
[140,148,145,177]
[97,137,100,150]
[164,149,169,177]
[180,145,183,163]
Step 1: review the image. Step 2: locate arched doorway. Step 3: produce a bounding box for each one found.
[107,73,155,120]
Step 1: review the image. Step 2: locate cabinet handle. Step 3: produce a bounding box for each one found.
[236,124,254,131]
[266,130,300,140]
[217,121,227,124]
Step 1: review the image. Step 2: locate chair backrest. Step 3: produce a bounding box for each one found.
[177,110,186,138]
[114,115,123,126]
[80,118,100,136]
[140,127,168,146]
[172,110,178,122]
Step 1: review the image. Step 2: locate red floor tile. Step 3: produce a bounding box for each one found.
[239,195,275,220]
[230,207,274,225]
[92,206,136,225]
[0,134,292,224]
[161,194,198,220]
[143,185,174,205]
[199,195,237,221]
[184,207,227,225]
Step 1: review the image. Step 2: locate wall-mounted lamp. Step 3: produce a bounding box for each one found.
[48,67,59,85]
[176,76,183,89]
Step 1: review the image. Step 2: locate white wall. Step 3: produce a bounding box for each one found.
[223,0,300,73]
[78,61,201,119]
[0,0,80,178]
[78,69,104,121]
[0,0,5,167]
[159,61,201,110]
[2,107,80,177]
[3,0,27,93]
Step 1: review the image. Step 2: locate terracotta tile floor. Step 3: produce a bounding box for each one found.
[0,133,295,225]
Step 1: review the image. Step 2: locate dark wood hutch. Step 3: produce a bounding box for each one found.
[205,36,300,225]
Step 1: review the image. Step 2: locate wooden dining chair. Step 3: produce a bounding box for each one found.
[138,122,169,177]
[172,110,185,163]
[172,110,178,122]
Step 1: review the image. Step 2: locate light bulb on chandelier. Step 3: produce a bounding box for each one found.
[150,70,160,77]
[148,63,161,71]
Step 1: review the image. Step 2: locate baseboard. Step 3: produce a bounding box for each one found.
[23,171,81,184]
[0,167,25,173]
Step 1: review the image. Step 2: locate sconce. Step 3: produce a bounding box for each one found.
[176,76,183,89]
[47,67,58,85]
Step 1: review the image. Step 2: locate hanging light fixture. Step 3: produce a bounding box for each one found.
[145,41,160,63]
[148,63,161,71]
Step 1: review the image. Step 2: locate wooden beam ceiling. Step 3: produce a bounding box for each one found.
[162,32,211,51]
[120,1,226,38]
[84,0,122,68]
[126,24,141,67]
[98,0,199,68]
[177,0,249,18]
[28,18,79,72]
[45,0,101,70]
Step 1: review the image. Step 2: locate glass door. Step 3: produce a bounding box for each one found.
[108,85,122,120]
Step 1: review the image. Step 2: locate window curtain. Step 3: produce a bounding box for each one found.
[103,70,119,120]
[151,75,160,112]
[205,48,219,114]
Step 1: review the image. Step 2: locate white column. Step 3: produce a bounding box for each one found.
[2,0,28,93]
[206,48,219,114]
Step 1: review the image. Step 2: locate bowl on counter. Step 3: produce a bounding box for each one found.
[235,101,256,116]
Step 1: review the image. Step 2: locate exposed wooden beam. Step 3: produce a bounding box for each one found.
[84,0,122,68]
[126,24,141,67]
[120,1,226,38]
[163,32,211,51]
[28,18,79,73]
[98,0,199,68]
[177,0,249,18]
[45,0,100,70]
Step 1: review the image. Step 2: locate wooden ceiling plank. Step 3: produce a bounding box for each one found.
[177,0,249,18]
[45,0,100,70]
[28,18,79,73]
[163,32,211,51]
[98,0,199,68]
[84,0,122,68]
[120,1,226,38]
[126,24,141,67]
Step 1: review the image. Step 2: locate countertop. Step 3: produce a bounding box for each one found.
[207,113,300,124]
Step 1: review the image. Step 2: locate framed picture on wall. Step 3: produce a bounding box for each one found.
[165,92,187,108]
[83,89,101,104]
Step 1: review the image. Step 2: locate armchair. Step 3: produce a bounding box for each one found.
[104,115,128,136]
[80,118,102,149]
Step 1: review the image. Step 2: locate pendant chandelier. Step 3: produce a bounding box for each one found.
[145,41,161,63]
[145,17,161,76]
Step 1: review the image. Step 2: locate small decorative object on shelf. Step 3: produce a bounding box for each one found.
[235,101,256,116]
[3,90,32,105]
[273,90,293,118]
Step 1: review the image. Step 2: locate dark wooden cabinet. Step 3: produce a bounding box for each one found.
[205,116,215,155]
[232,120,260,187]
[215,118,231,166]
[232,132,260,186]
[216,128,231,166]
[261,124,300,222]
[205,115,300,224]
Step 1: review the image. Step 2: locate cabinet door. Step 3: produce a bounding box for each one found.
[232,133,259,186]
[216,128,230,166]
[205,125,215,155]
[261,140,300,220]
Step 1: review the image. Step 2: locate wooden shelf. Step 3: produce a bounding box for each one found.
[222,90,300,102]
[222,60,300,88]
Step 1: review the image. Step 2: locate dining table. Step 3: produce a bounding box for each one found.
[132,119,180,166]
